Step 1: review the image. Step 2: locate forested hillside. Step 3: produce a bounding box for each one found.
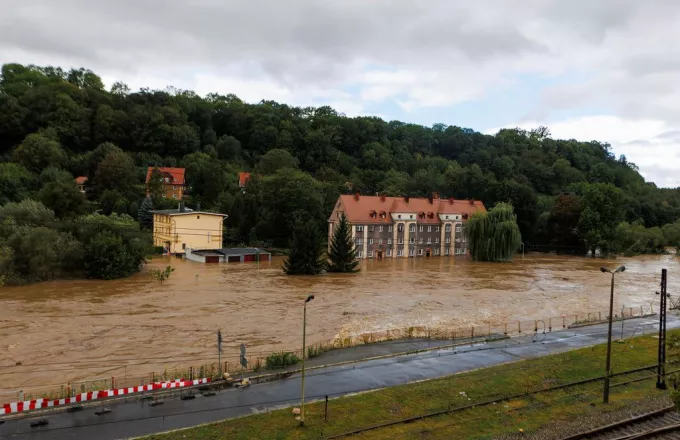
[1,62,680,274]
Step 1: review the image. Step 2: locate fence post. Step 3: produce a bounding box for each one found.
[111,376,115,390]
[599,311,601,321]
[518,320,521,334]
[504,322,508,336]
[471,326,474,339]
[548,318,552,332]
[562,315,566,328]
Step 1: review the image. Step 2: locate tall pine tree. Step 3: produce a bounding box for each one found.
[283,218,326,275]
[138,197,154,231]
[328,214,359,273]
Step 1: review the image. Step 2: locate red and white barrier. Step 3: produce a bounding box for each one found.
[0,378,210,416]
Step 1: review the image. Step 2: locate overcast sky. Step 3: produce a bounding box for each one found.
[2,0,679,187]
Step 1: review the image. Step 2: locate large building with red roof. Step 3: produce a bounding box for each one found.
[145,167,186,200]
[328,194,485,259]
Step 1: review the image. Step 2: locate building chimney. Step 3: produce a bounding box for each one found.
[354,193,360,201]
[404,195,410,203]
[179,201,186,213]
[380,194,386,202]
[449,198,454,205]
[428,194,434,204]
[469,199,474,205]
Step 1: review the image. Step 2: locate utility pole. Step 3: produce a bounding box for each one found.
[657,268,668,390]
[601,265,625,404]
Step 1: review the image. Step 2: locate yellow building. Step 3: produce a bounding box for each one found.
[152,206,228,255]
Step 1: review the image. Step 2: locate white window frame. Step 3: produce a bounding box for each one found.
[378,238,383,245]
[445,248,450,255]
[419,225,423,232]
[427,226,432,232]
[435,225,440,232]
[388,238,393,244]
[388,225,393,232]
[445,224,451,232]
[398,238,403,244]
[397,249,404,256]
[379,225,383,232]
[409,248,415,256]
[356,225,364,232]
[368,238,373,245]
[369,225,374,232]
[435,237,440,244]
[398,224,404,232]
[418,249,423,256]
[434,248,440,255]
[387,249,392,257]
[427,237,431,244]
[357,250,363,258]
[368,251,374,258]
[356,238,364,245]
[409,224,416,233]
[409,237,415,244]
[446,237,451,243]
[419,237,423,244]
[455,224,462,233]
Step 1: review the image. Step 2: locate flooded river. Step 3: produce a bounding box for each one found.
[0,253,677,398]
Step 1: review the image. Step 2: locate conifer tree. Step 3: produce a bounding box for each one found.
[138,197,154,231]
[327,214,359,273]
[283,218,326,275]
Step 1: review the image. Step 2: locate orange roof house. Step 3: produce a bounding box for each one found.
[146,167,186,200]
[328,194,485,259]
[238,172,251,188]
[75,176,88,193]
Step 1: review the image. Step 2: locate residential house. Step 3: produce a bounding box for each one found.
[75,176,87,193]
[328,194,485,259]
[146,167,186,200]
[238,172,251,191]
[152,202,228,255]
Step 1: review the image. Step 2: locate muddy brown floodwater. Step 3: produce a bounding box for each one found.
[0,253,677,399]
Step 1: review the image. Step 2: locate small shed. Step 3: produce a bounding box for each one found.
[184,247,271,263]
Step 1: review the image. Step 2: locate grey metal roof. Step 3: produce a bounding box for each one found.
[219,247,270,256]
[151,210,227,217]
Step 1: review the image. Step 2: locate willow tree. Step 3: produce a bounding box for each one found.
[465,202,522,262]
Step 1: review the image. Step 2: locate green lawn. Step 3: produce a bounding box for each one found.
[144,331,675,440]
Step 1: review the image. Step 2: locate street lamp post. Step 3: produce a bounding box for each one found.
[600,265,625,404]
[300,294,314,426]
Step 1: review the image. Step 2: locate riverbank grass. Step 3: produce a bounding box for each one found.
[144,330,676,440]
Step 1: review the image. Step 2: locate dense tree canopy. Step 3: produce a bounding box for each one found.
[1,62,679,264]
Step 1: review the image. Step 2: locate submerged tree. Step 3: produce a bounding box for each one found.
[465,202,522,262]
[327,214,358,273]
[283,218,326,275]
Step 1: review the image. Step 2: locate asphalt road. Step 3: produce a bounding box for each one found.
[1,314,676,440]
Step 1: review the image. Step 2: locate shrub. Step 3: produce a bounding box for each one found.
[265,352,300,369]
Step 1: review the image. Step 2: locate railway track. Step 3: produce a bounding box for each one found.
[561,406,680,440]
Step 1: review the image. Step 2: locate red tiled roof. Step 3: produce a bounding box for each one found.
[75,176,88,185]
[333,195,486,223]
[238,172,251,187]
[145,167,185,185]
